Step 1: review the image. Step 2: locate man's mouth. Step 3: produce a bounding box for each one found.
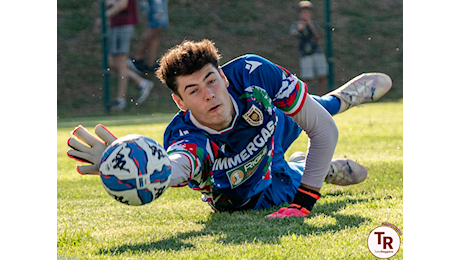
[209,104,220,111]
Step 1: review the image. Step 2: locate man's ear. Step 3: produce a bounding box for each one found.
[219,67,229,88]
[172,93,188,111]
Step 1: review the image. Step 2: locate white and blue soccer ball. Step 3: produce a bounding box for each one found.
[99,134,171,206]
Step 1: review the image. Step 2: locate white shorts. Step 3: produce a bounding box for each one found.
[107,25,134,55]
[299,52,329,79]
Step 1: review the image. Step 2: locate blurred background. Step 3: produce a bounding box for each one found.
[57,0,403,118]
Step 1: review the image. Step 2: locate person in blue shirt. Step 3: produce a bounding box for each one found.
[68,39,392,218]
[155,39,392,217]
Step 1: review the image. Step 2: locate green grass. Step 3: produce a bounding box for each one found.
[57,100,403,259]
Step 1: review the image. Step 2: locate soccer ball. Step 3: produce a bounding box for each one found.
[99,134,171,206]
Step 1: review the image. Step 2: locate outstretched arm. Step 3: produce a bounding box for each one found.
[267,94,338,219]
[168,153,193,187]
[291,94,338,191]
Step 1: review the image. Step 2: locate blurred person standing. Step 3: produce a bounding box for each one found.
[290,1,328,95]
[95,0,154,111]
[128,0,169,75]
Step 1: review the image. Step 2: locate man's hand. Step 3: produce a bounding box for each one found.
[265,204,311,219]
[297,20,307,31]
[67,124,117,175]
[265,185,321,219]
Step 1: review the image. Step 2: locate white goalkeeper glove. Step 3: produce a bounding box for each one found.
[67,124,117,175]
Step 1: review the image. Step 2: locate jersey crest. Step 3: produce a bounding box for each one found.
[242,104,263,126]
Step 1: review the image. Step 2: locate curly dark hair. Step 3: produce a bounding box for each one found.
[155,39,222,97]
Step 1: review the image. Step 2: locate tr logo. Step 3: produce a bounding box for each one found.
[367,223,401,259]
[374,231,393,249]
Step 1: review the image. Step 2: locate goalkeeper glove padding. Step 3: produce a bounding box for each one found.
[67,124,117,175]
[266,185,321,219]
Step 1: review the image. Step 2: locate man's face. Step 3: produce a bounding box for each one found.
[299,9,312,21]
[173,64,235,131]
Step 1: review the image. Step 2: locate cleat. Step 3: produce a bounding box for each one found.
[111,98,126,111]
[289,152,368,186]
[137,80,154,105]
[327,73,392,113]
[127,58,148,76]
[325,159,368,186]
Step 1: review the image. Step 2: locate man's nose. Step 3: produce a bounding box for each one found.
[204,87,215,101]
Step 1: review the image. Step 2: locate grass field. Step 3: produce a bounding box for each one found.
[57,100,403,259]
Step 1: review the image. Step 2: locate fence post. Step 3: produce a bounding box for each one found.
[324,0,335,92]
[99,0,111,113]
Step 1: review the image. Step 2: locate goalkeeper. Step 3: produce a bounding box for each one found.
[68,39,392,218]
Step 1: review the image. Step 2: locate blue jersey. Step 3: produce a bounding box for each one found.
[163,55,307,211]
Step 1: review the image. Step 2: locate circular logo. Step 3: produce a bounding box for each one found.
[230,170,244,185]
[367,224,401,259]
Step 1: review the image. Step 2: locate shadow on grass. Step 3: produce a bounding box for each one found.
[98,197,372,255]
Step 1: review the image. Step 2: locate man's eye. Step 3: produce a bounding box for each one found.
[189,89,197,94]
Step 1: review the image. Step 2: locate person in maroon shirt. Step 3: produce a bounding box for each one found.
[94,0,154,111]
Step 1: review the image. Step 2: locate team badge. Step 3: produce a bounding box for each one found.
[243,104,263,126]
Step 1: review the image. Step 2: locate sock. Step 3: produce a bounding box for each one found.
[290,186,321,211]
[311,95,341,115]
